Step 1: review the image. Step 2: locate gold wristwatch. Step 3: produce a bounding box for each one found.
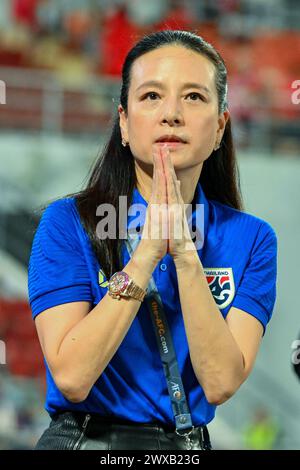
[108,271,147,302]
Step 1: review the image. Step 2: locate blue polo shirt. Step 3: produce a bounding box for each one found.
[28,182,277,425]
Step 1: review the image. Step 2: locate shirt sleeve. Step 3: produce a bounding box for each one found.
[28,198,93,319]
[230,221,277,334]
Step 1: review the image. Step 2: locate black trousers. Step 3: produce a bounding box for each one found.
[35,411,212,450]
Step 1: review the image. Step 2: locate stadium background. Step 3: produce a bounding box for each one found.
[0,0,299,450]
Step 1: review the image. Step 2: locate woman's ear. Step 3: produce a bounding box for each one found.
[216,109,230,143]
[118,104,129,143]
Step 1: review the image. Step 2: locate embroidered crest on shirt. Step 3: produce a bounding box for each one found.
[204,268,235,309]
[98,269,109,288]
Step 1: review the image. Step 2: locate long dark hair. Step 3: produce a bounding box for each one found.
[65,30,243,280]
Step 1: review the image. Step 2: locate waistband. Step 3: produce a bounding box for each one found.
[51,410,205,431]
[51,410,212,449]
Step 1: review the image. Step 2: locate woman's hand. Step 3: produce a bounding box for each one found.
[160,145,195,263]
[139,144,195,265]
[139,145,169,263]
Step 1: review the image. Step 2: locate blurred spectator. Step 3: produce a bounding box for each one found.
[241,0,286,30]
[154,0,192,32]
[0,0,12,33]
[99,5,141,77]
[199,0,221,22]
[0,371,48,449]
[126,0,169,26]
[36,0,63,35]
[243,408,281,450]
[63,9,93,51]
[12,0,40,31]
[227,41,261,148]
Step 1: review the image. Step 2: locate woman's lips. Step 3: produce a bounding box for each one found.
[155,141,187,148]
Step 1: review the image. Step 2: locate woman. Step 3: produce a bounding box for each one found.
[28,30,277,450]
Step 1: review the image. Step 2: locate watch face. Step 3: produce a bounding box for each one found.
[109,271,129,294]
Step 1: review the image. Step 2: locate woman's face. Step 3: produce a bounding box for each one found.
[119,45,228,171]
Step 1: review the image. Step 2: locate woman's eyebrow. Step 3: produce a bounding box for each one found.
[135,80,211,95]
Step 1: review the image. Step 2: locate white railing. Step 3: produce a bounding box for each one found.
[0,65,299,151]
[0,66,121,134]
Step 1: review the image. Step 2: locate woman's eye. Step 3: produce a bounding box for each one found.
[142,92,205,101]
[144,92,159,100]
[187,92,205,101]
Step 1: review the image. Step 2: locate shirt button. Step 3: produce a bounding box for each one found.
[160,263,167,271]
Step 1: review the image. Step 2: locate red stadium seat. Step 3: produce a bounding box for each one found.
[0,298,44,378]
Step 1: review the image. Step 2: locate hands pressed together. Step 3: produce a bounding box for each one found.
[140,144,196,266]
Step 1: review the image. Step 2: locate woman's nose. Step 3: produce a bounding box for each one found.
[161,99,184,126]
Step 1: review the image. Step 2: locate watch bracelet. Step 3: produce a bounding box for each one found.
[127,279,147,302]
